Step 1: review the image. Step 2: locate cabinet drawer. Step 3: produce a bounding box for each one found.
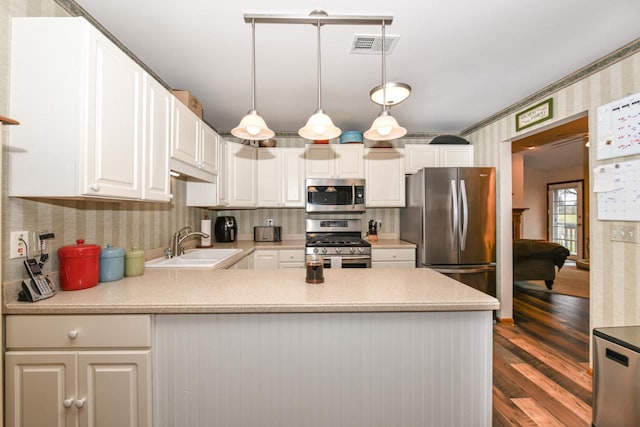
[278,249,304,262]
[6,315,151,349]
[371,248,416,262]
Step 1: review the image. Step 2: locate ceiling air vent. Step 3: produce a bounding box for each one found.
[350,34,399,54]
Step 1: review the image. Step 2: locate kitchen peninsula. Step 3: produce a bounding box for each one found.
[4,247,498,427]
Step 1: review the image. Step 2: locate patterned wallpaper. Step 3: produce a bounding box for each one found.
[465,51,640,331]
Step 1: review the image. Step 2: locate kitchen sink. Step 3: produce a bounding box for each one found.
[145,248,242,268]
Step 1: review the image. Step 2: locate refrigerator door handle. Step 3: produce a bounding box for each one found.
[450,180,458,249]
[460,179,469,251]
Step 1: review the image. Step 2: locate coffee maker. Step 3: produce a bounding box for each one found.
[214,216,237,242]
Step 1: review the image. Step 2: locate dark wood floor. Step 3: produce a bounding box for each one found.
[493,286,591,426]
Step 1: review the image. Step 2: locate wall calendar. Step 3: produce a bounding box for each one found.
[594,159,640,221]
[596,92,640,160]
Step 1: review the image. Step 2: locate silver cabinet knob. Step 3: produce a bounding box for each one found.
[63,398,74,408]
[75,399,86,408]
[67,330,79,339]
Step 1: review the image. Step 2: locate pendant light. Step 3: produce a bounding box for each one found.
[364,21,407,141]
[298,10,341,141]
[231,19,274,141]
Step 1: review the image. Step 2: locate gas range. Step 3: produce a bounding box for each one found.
[305,219,371,266]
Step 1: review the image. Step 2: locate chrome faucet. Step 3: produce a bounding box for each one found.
[167,226,210,258]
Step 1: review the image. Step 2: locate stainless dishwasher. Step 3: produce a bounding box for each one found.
[593,326,640,426]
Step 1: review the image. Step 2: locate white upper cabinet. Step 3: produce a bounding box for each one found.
[257,148,305,207]
[226,142,257,207]
[365,148,406,207]
[9,17,162,200]
[305,144,364,178]
[142,74,172,202]
[170,100,218,183]
[404,144,474,173]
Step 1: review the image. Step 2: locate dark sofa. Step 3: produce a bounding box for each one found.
[513,239,571,290]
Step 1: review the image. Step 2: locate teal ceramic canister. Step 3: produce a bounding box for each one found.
[99,244,125,282]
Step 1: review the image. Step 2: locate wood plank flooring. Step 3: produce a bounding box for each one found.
[493,286,591,426]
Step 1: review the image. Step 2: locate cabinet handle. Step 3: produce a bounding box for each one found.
[75,399,86,408]
[63,398,74,408]
[67,330,79,339]
[90,183,100,192]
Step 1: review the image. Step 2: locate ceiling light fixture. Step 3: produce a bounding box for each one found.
[369,82,411,106]
[243,11,395,138]
[231,19,274,141]
[364,21,407,141]
[298,10,341,141]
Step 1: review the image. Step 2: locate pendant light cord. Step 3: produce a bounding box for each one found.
[381,20,387,112]
[316,18,322,110]
[251,19,256,111]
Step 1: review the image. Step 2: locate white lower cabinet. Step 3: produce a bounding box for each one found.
[229,253,254,269]
[4,315,152,427]
[278,249,305,269]
[253,250,279,269]
[253,249,305,269]
[371,248,416,268]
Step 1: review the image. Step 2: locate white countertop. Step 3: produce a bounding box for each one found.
[3,239,499,315]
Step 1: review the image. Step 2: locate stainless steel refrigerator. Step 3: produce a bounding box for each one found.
[400,167,496,296]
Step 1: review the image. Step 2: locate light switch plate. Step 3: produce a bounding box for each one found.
[611,224,640,243]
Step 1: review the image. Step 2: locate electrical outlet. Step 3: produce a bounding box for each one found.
[10,231,29,259]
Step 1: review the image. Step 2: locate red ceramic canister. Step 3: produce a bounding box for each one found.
[57,239,101,291]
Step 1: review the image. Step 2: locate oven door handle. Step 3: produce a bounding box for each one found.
[324,256,370,261]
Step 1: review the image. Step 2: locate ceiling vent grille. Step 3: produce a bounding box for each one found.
[350,34,399,54]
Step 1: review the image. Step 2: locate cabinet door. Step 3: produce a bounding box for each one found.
[335,145,364,178]
[5,351,76,427]
[257,148,280,207]
[85,30,143,199]
[218,140,228,206]
[280,148,306,207]
[439,145,474,167]
[365,148,405,207]
[405,144,439,173]
[78,351,151,427]
[227,142,256,207]
[171,100,201,169]
[200,125,219,176]
[253,250,279,269]
[305,145,334,178]
[142,74,172,201]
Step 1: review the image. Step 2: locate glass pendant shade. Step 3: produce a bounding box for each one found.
[231,109,274,140]
[298,109,341,140]
[364,110,407,141]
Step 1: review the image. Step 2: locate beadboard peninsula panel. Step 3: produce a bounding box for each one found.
[154,311,493,427]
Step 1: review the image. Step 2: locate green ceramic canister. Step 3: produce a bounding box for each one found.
[125,247,145,277]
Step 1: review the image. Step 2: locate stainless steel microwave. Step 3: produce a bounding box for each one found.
[305,178,366,213]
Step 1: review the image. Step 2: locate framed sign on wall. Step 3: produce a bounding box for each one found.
[515,98,553,132]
